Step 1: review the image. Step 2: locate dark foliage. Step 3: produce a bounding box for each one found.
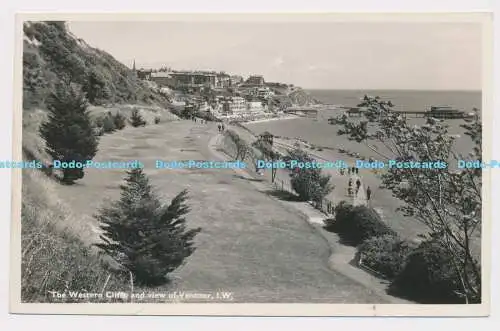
[95,168,201,286]
[357,234,413,279]
[130,108,146,127]
[113,111,127,130]
[22,21,170,109]
[389,239,477,304]
[287,147,333,203]
[325,202,395,246]
[39,83,98,184]
[154,116,161,124]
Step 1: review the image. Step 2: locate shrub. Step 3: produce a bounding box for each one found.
[113,111,126,130]
[95,168,201,286]
[288,147,333,203]
[325,202,395,246]
[102,113,116,133]
[357,234,413,279]
[389,239,472,303]
[130,108,146,127]
[154,116,161,124]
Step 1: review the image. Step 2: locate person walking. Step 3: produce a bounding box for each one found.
[218,124,221,132]
[348,178,353,197]
[355,178,361,195]
[366,186,372,201]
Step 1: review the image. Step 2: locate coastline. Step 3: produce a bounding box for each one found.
[240,114,300,124]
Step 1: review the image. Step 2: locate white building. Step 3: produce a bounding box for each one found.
[223,96,247,115]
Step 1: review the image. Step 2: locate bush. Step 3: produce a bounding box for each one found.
[113,111,126,130]
[389,239,470,303]
[325,202,395,245]
[130,108,146,127]
[154,116,161,124]
[288,147,333,203]
[357,234,413,279]
[102,113,116,133]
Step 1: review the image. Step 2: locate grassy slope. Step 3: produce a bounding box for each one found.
[48,119,383,303]
[20,21,179,302]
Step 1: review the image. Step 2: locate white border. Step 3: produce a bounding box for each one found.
[1,0,497,330]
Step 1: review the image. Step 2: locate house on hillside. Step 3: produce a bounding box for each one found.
[244,75,265,86]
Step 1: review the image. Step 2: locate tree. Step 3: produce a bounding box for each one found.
[95,168,201,286]
[286,147,333,204]
[39,83,99,184]
[83,69,110,104]
[331,95,481,303]
[130,108,146,127]
[226,130,251,161]
[252,133,281,183]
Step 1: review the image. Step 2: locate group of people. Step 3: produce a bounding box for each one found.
[339,166,360,176]
[191,116,209,124]
[217,123,225,133]
[347,177,372,201]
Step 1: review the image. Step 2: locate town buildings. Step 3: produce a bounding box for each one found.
[244,75,265,86]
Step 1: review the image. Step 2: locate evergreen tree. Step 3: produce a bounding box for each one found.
[39,83,99,184]
[95,168,201,286]
[130,108,146,127]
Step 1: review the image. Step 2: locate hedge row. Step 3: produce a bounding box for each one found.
[324,201,469,303]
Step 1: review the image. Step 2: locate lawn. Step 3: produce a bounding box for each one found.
[34,119,387,303]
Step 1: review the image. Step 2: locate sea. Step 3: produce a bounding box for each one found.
[245,89,482,161]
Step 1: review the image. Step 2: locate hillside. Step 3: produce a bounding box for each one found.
[22,21,170,110]
[268,85,321,107]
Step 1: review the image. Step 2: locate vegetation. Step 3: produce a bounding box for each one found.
[113,111,127,130]
[357,234,413,279]
[286,147,333,204]
[225,130,252,161]
[389,238,468,303]
[252,132,282,183]
[95,168,201,286]
[23,21,169,110]
[332,95,482,303]
[21,172,128,303]
[39,83,98,184]
[325,202,395,245]
[130,108,146,127]
[154,116,161,124]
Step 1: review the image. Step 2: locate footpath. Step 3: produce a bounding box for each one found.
[208,129,411,304]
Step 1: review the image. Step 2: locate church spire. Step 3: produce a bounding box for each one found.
[132,59,136,71]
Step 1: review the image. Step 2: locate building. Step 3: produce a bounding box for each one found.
[230,75,244,87]
[170,71,217,89]
[216,72,231,88]
[255,86,274,99]
[245,75,265,86]
[150,72,174,86]
[222,96,247,115]
[247,101,265,114]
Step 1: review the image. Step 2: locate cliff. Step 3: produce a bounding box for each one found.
[22,21,170,110]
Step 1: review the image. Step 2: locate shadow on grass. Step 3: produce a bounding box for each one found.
[322,221,360,247]
[262,188,303,202]
[232,174,265,183]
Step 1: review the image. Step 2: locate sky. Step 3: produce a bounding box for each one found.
[67,20,483,90]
